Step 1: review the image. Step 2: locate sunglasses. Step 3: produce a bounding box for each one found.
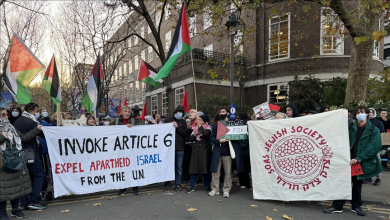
[2,113,9,117]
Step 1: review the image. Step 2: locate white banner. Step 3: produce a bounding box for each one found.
[42,124,176,198]
[248,110,351,201]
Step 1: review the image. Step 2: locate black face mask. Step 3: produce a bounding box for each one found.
[219,114,228,120]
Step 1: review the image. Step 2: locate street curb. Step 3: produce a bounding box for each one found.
[362,197,389,206]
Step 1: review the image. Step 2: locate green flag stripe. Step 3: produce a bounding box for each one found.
[141,77,160,87]
[15,68,42,104]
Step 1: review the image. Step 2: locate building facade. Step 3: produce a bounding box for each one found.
[107,1,384,116]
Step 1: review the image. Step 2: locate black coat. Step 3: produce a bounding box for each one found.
[189,126,212,174]
[165,105,187,151]
[370,118,385,133]
[9,107,22,125]
[14,116,44,151]
[378,117,390,132]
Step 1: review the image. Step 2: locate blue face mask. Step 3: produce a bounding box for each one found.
[35,113,40,119]
[12,112,19,117]
[356,113,366,122]
[174,112,183,120]
[42,112,49,117]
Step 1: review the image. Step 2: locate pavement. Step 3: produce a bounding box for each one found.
[4,171,390,220]
[361,169,390,205]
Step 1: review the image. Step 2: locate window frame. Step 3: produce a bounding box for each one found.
[129,59,133,74]
[141,26,144,38]
[189,15,196,38]
[129,83,133,103]
[373,19,381,59]
[175,86,185,107]
[151,95,158,115]
[136,81,140,101]
[165,31,171,52]
[204,44,213,58]
[134,55,139,70]
[162,92,168,117]
[320,7,344,55]
[148,46,153,62]
[203,7,212,30]
[141,49,146,61]
[267,84,288,104]
[268,13,291,62]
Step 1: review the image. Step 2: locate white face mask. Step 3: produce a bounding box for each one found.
[12,112,19,117]
[35,113,40,119]
[104,121,109,126]
[42,112,49,117]
[356,113,367,122]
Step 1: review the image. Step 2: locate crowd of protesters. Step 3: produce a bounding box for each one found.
[0,101,387,219]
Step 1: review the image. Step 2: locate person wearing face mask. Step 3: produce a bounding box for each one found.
[39,107,51,124]
[285,103,300,118]
[164,105,188,192]
[13,103,47,211]
[0,108,43,220]
[209,106,244,198]
[10,106,22,125]
[102,116,112,126]
[324,106,382,216]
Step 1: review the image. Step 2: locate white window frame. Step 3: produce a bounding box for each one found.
[373,19,380,59]
[134,55,139,70]
[129,59,133,74]
[165,3,171,20]
[123,63,127,76]
[267,84,288,104]
[142,83,146,100]
[148,46,153,62]
[119,68,122,79]
[203,7,212,30]
[141,50,146,61]
[175,87,185,107]
[120,88,123,100]
[151,95,158,115]
[162,92,168,117]
[129,83,133,103]
[204,44,213,58]
[155,11,161,28]
[124,86,128,99]
[165,31,171,52]
[148,25,151,34]
[128,37,132,49]
[136,81,140,101]
[235,30,243,55]
[141,26,144,38]
[320,8,344,55]
[268,13,290,62]
[134,35,138,45]
[189,15,196,38]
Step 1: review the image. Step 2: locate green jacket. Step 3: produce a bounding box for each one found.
[0,127,41,202]
[349,120,383,180]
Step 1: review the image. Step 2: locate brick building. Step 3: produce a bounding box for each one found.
[107,1,384,116]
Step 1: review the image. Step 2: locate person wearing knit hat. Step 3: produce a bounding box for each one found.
[186,115,212,193]
[197,111,204,117]
[199,115,209,124]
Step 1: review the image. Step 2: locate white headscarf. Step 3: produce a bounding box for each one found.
[0,118,22,151]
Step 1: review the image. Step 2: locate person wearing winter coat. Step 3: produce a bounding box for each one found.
[186,115,212,193]
[209,106,244,198]
[378,109,390,132]
[285,103,300,118]
[324,106,383,216]
[39,107,51,124]
[0,108,43,219]
[9,106,22,125]
[164,105,188,192]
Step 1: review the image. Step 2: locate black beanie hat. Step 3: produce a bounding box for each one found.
[199,115,209,123]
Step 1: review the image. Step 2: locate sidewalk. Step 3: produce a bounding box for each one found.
[361,170,390,205]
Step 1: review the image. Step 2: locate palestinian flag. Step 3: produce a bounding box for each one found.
[141,101,147,125]
[153,3,191,81]
[42,55,61,105]
[181,89,189,115]
[82,54,103,113]
[2,34,45,104]
[137,60,163,87]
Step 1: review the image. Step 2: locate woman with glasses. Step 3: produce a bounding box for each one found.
[0,108,43,219]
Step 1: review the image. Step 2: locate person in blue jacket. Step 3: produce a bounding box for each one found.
[209,106,244,198]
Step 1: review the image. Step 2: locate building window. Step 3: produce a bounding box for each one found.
[373,19,380,59]
[114,70,117,81]
[175,87,185,107]
[155,11,161,28]
[320,8,343,55]
[165,31,171,52]
[115,90,118,99]
[129,83,133,103]
[235,30,243,55]
[268,84,288,104]
[136,81,140,101]
[129,59,133,74]
[165,3,171,20]
[124,86,128,99]
[148,25,151,34]
[128,37,132,49]
[162,92,168,117]
[134,55,139,70]
[204,44,213,58]
[148,46,153,62]
[141,50,145,61]
[120,88,123,100]
[141,26,144,38]
[203,7,212,30]
[269,13,290,61]
[123,63,127,76]
[151,95,158,115]
[119,68,122,79]
[189,15,196,38]
[134,35,138,45]
[142,83,146,100]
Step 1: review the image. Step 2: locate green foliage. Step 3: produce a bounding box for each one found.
[193,92,253,116]
[366,68,390,103]
[287,76,347,113]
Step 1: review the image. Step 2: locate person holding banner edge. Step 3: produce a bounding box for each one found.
[323,106,383,216]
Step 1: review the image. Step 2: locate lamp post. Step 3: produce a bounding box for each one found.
[104,86,110,117]
[225,13,240,108]
[239,79,245,110]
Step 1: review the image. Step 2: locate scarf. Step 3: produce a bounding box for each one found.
[22,111,40,125]
[192,123,212,141]
[0,118,22,151]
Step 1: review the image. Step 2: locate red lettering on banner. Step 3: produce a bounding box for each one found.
[54,163,84,174]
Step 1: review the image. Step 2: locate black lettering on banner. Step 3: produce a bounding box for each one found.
[137,136,140,149]
[141,136,147,148]
[147,135,152,148]
[102,137,108,152]
[86,138,94,153]
[58,139,63,156]
[94,138,102,153]
[123,136,129,149]
[164,133,172,147]
[153,135,158,148]
[87,176,93,185]
[64,138,76,155]
[132,169,144,180]
[110,172,125,182]
[114,136,121,150]
[81,177,85,185]
[76,139,85,153]
[130,135,137,149]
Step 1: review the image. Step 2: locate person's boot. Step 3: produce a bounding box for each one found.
[373,179,381,186]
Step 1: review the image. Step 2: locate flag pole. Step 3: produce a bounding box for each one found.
[190,50,197,111]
